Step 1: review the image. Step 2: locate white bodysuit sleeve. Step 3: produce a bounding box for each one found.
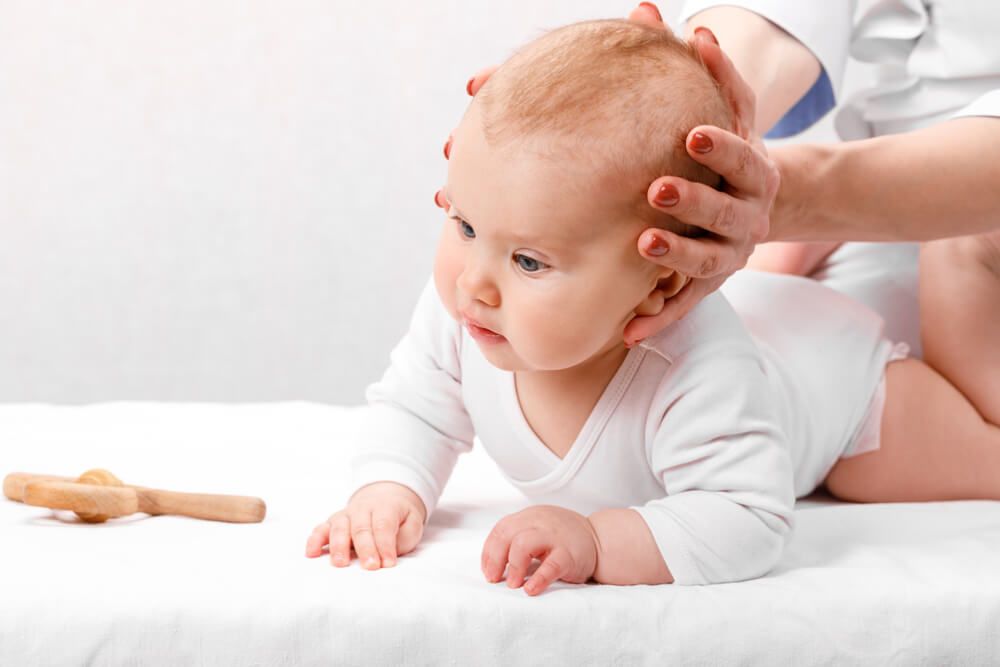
[630,346,796,585]
[678,0,855,97]
[350,279,475,519]
[953,90,1000,119]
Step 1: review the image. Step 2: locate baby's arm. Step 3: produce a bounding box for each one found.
[587,509,673,584]
[305,280,474,568]
[480,347,796,591]
[629,348,796,585]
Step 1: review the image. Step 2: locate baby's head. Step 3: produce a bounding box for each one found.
[435,19,734,372]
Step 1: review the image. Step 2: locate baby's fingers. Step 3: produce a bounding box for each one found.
[305,521,330,558]
[504,531,545,589]
[372,507,401,568]
[525,547,571,597]
[396,510,424,556]
[351,511,381,570]
[328,513,353,567]
[482,520,517,583]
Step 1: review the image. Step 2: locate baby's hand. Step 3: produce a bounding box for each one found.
[481,505,599,596]
[305,482,426,570]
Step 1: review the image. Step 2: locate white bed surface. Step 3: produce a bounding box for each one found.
[3,403,999,666]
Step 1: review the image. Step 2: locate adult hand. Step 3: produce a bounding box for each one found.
[624,18,780,345]
[481,505,599,596]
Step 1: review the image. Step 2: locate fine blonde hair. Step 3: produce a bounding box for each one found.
[477,19,734,235]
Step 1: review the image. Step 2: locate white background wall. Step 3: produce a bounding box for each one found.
[0,1,839,404]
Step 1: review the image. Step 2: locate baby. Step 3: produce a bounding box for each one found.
[305,20,1000,593]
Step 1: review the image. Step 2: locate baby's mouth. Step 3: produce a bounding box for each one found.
[462,317,506,344]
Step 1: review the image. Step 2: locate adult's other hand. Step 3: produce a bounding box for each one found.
[625,19,779,345]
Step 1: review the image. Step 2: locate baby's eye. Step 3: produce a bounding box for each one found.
[514,253,548,273]
[457,219,476,239]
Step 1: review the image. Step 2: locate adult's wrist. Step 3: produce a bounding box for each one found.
[767,142,837,242]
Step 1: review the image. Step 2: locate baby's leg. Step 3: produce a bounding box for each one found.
[824,358,1000,502]
[827,231,1000,502]
[919,230,1000,425]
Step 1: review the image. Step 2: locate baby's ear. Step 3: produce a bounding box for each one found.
[634,272,689,317]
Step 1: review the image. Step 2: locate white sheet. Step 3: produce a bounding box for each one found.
[3,403,1000,665]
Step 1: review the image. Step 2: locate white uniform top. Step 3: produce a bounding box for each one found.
[678,0,1000,366]
[350,272,895,585]
[679,0,1000,138]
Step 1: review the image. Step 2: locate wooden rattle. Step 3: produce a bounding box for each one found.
[3,469,266,523]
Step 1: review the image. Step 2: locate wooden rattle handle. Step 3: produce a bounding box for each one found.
[5,469,266,523]
[3,472,75,502]
[22,481,138,520]
[134,487,266,523]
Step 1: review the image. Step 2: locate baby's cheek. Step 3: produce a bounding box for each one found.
[520,300,603,369]
[432,232,461,320]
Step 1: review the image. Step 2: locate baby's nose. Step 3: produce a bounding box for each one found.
[457,265,500,307]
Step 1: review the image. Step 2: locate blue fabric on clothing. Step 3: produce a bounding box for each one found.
[766,69,835,138]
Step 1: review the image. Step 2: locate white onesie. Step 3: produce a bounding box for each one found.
[349,270,898,585]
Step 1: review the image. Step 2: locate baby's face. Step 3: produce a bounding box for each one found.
[434,102,669,373]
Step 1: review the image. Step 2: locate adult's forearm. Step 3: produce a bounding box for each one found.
[588,508,674,585]
[684,6,820,134]
[769,117,1000,242]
